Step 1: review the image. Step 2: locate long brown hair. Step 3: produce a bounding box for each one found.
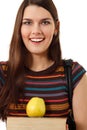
[0,0,62,120]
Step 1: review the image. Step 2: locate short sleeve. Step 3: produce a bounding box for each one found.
[72,61,86,89]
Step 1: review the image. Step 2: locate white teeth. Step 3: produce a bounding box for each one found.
[31,38,43,42]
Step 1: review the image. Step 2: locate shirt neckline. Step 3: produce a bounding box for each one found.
[25,61,59,76]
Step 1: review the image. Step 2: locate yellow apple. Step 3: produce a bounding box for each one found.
[26,97,46,117]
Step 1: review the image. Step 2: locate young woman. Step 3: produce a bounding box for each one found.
[0,0,87,129]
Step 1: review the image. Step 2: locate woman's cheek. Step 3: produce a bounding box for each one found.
[21,27,29,38]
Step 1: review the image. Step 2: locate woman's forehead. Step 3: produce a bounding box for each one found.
[23,5,53,20]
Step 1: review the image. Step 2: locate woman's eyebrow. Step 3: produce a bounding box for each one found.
[41,18,52,20]
[22,18,31,21]
[22,18,52,21]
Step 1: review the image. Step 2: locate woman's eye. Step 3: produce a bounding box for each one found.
[22,21,32,25]
[42,21,50,25]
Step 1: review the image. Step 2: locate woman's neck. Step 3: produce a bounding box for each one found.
[29,55,54,72]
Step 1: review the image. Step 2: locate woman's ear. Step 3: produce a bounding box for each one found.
[54,21,60,36]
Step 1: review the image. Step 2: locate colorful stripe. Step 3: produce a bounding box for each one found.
[0,61,86,117]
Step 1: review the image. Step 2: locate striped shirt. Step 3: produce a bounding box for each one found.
[0,60,86,117]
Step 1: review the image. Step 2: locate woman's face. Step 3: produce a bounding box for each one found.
[21,5,57,56]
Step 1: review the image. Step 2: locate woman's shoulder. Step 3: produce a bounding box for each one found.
[0,61,8,66]
[61,59,86,88]
[72,60,86,74]
[70,59,86,88]
[0,61,8,65]
[62,59,86,72]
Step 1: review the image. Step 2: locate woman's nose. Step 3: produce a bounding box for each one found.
[31,24,42,35]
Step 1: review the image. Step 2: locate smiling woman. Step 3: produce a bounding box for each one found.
[21,5,57,57]
[0,0,87,69]
[0,0,87,130]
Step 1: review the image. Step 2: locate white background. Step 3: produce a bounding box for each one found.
[0,0,87,129]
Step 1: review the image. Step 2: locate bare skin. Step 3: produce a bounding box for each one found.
[73,73,87,130]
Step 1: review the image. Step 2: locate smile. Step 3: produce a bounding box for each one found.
[30,38,44,43]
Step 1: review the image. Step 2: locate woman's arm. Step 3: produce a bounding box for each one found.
[73,73,87,130]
